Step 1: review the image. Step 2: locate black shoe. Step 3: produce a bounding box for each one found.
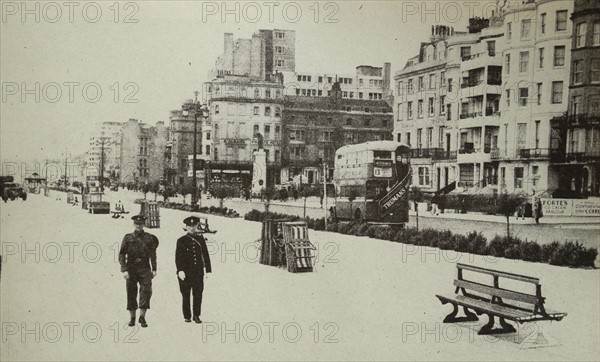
[139,316,148,328]
[184,318,191,323]
[193,316,202,324]
[128,318,135,327]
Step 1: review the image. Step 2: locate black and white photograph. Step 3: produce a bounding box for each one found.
[1,0,599,360]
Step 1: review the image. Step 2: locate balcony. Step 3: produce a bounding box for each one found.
[432,149,457,161]
[461,52,502,70]
[410,148,434,158]
[565,150,600,163]
[519,148,551,159]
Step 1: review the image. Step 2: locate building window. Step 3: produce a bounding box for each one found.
[205,145,210,155]
[417,100,423,118]
[506,89,511,107]
[576,23,587,48]
[519,51,529,73]
[427,127,433,148]
[538,48,544,68]
[552,81,563,104]
[406,132,411,146]
[418,77,424,91]
[275,31,285,39]
[507,22,512,40]
[439,95,446,115]
[397,81,403,97]
[275,46,285,54]
[460,46,471,60]
[591,59,600,83]
[534,120,540,149]
[537,83,542,105]
[573,95,581,115]
[514,167,524,189]
[505,54,511,74]
[407,79,413,93]
[594,22,600,46]
[265,89,271,98]
[253,106,259,115]
[429,74,436,89]
[554,46,565,66]
[540,13,546,34]
[447,78,453,92]
[276,60,284,67]
[418,167,430,186]
[521,19,531,39]
[407,102,413,119]
[416,129,422,149]
[397,133,401,142]
[358,92,363,99]
[440,71,446,87]
[487,41,495,56]
[519,88,528,107]
[573,60,583,84]
[397,103,402,121]
[555,10,567,31]
[254,88,260,98]
[214,104,219,114]
[428,98,434,116]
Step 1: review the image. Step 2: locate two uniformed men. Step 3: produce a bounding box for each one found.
[175,216,212,323]
[119,215,159,328]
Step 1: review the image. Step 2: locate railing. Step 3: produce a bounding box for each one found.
[461,79,484,89]
[485,108,501,117]
[565,150,600,162]
[519,148,551,159]
[410,148,434,158]
[432,149,457,160]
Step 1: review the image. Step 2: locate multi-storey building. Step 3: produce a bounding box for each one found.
[203,74,285,189]
[551,0,600,196]
[497,0,573,195]
[86,122,123,181]
[394,25,463,193]
[394,0,575,196]
[285,64,392,100]
[119,119,168,185]
[282,82,393,185]
[209,29,296,81]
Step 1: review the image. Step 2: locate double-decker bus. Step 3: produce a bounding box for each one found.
[333,141,411,225]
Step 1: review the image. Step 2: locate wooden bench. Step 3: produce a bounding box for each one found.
[436,263,566,335]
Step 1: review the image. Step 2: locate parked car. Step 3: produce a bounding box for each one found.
[1,182,27,202]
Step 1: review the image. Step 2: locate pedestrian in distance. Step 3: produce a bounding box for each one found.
[118,215,159,328]
[534,198,543,224]
[176,216,212,324]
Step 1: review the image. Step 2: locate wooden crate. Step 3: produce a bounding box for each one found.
[141,202,160,228]
[282,222,316,273]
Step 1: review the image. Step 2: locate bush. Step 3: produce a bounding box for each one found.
[241,209,598,269]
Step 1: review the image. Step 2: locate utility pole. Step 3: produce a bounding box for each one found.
[323,162,328,229]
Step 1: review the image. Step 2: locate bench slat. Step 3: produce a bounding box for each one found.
[457,263,540,284]
[454,279,539,305]
[437,293,533,321]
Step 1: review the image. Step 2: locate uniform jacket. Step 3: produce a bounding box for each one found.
[119,230,159,272]
[175,234,212,275]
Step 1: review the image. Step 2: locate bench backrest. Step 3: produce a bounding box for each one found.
[455,263,544,313]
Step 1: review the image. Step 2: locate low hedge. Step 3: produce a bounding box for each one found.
[133,200,240,218]
[243,209,598,269]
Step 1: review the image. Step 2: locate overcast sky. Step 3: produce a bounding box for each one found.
[1,0,496,163]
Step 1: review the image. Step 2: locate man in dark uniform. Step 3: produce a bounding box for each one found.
[119,215,159,328]
[176,216,212,323]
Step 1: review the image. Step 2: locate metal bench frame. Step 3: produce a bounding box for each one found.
[436,263,567,335]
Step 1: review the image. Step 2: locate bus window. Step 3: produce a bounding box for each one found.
[374,151,391,159]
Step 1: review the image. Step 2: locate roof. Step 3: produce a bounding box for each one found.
[335,141,410,155]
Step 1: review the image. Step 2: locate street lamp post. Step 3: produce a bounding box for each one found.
[95,137,111,193]
[182,98,209,209]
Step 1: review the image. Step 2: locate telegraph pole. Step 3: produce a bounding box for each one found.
[323,162,328,228]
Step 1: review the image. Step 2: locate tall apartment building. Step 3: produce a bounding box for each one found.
[282,82,393,185]
[210,29,296,81]
[204,74,285,189]
[497,0,573,195]
[285,64,392,100]
[86,122,123,181]
[394,0,575,196]
[119,119,168,185]
[551,0,600,196]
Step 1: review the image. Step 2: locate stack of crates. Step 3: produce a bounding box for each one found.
[141,201,160,228]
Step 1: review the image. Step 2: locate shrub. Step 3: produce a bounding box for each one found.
[466,231,488,255]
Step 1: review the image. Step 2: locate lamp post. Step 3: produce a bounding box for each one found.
[95,137,111,193]
[182,98,209,209]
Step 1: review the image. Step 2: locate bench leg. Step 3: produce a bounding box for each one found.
[440,301,479,323]
[478,314,517,335]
